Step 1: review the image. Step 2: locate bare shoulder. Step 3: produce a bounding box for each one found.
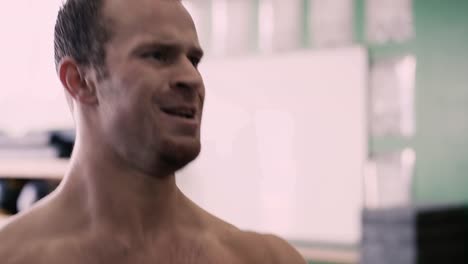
[202,209,306,264]
[0,216,49,264]
[216,225,306,264]
[261,233,307,264]
[0,198,72,264]
[0,200,52,241]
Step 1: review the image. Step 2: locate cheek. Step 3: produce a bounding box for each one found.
[99,82,149,134]
[105,95,157,158]
[102,66,168,133]
[116,95,153,133]
[109,70,154,112]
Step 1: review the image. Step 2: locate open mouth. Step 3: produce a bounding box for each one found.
[161,107,196,119]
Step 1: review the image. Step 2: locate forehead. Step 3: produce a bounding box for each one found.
[103,0,199,46]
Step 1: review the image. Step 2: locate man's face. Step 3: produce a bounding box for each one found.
[95,0,205,176]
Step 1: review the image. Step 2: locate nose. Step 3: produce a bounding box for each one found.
[170,57,204,100]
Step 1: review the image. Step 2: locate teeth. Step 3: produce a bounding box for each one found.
[164,108,194,118]
[175,110,192,116]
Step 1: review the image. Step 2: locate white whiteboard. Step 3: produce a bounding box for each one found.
[178,46,368,244]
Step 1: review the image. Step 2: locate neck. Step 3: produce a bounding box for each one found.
[56,131,203,241]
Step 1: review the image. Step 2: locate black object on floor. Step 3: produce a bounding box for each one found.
[0,179,27,214]
[49,130,76,158]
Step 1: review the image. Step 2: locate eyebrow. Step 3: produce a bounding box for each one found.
[135,41,204,58]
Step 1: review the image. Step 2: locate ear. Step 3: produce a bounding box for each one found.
[58,58,99,105]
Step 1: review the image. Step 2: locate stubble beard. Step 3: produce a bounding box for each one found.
[158,137,201,175]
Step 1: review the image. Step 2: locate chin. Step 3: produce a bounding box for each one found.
[160,137,201,172]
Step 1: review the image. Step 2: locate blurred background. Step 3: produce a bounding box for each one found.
[1,0,468,263]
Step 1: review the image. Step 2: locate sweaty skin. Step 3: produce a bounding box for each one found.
[0,0,306,263]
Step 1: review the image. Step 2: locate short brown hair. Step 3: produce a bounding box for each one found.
[54,0,112,77]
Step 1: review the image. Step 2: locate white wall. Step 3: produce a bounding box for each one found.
[0,1,70,136]
[178,46,368,244]
[0,2,368,245]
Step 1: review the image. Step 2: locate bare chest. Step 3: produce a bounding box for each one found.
[52,239,248,264]
[117,245,241,264]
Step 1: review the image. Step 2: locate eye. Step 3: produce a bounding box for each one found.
[189,56,201,68]
[142,50,169,63]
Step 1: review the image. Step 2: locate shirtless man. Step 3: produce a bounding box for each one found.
[0,0,306,263]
